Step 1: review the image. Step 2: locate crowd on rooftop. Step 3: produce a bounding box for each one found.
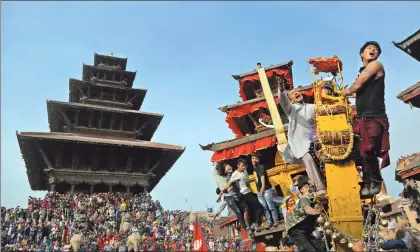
[1,192,247,251]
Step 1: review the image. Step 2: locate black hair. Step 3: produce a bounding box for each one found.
[250,152,261,159]
[237,158,248,166]
[297,176,309,190]
[360,41,382,61]
[215,163,225,176]
[216,188,221,195]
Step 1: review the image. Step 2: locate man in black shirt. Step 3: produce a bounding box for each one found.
[251,152,279,229]
[342,41,390,198]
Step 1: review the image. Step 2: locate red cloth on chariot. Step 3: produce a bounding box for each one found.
[308,56,343,74]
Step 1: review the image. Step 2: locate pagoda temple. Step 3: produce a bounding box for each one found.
[16,53,185,195]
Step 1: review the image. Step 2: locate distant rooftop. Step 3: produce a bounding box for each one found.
[393,29,420,62]
[94,53,128,70]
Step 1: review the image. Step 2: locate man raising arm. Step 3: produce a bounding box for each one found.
[342,41,390,198]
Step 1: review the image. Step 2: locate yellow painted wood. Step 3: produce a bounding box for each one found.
[317,105,364,246]
[325,162,363,238]
[248,164,306,196]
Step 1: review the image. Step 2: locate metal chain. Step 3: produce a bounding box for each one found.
[362,204,381,251]
[315,198,384,251]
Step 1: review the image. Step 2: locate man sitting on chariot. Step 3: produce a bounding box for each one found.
[275,76,327,196]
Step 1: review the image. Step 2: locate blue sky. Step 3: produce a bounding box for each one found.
[1,2,419,212]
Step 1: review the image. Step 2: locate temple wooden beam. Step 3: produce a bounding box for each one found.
[144,155,151,173]
[127,94,138,104]
[98,111,104,129]
[125,91,129,103]
[148,160,161,174]
[59,110,73,128]
[78,87,86,99]
[91,147,99,171]
[136,120,149,133]
[83,99,133,109]
[126,157,133,172]
[119,114,124,131]
[133,116,140,132]
[74,109,80,126]
[71,146,79,170]
[109,150,116,171]
[88,110,94,128]
[110,112,116,129]
[72,126,137,139]
[37,145,54,170]
[54,143,64,169]
[87,84,91,98]
[100,87,104,100]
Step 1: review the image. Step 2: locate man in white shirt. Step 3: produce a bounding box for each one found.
[276,76,326,196]
[224,158,263,233]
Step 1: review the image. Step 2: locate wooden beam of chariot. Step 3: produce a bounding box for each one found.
[38,145,54,170]
[59,110,73,128]
[256,63,287,147]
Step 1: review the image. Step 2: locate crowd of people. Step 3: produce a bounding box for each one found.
[3,40,416,252]
[1,192,247,251]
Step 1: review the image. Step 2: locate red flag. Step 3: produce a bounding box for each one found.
[192,217,208,251]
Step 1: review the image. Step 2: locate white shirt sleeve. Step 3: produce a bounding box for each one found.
[229,171,241,183]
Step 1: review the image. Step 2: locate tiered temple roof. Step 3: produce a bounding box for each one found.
[393,29,420,62]
[397,81,420,108]
[200,82,315,163]
[200,61,297,162]
[396,152,420,182]
[46,100,162,141]
[17,53,185,194]
[394,30,420,108]
[69,78,147,110]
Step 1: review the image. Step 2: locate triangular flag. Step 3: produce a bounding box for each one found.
[192,217,208,251]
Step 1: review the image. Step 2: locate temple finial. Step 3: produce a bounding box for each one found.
[110,52,114,56]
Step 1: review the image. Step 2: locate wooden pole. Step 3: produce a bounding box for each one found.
[256,63,287,151]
